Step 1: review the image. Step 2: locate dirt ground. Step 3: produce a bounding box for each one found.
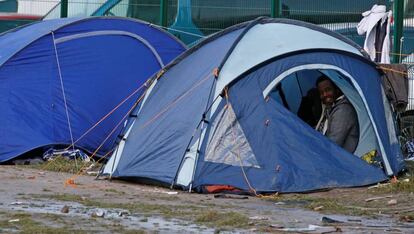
[0,166,413,233]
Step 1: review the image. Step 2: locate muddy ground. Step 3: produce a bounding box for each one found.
[0,166,413,233]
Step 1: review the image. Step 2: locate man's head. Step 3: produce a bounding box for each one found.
[316,75,341,106]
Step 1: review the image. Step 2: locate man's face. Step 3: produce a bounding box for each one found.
[317,79,338,106]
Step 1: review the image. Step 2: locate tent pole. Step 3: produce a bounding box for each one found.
[61,0,68,18]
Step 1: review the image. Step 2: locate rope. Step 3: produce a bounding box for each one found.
[64,149,114,188]
[382,51,413,57]
[138,73,213,131]
[65,72,212,185]
[52,31,75,151]
[64,81,148,151]
[64,71,214,186]
[65,87,149,186]
[223,87,258,196]
[378,66,409,76]
[41,80,150,171]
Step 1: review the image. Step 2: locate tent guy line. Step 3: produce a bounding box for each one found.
[52,30,75,151]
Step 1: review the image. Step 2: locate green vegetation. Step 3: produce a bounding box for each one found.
[104,188,126,195]
[20,156,101,174]
[264,194,373,216]
[0,213,85,234]
[31,193,253,229]
[369,161,414,194]
[195,210,249,228]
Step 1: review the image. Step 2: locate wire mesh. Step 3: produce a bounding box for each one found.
[402,0,414,110]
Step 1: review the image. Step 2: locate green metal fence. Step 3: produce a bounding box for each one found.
[1,0,413,63]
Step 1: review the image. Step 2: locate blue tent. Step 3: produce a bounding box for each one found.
[0,17,186,162]
[102,17,405,193]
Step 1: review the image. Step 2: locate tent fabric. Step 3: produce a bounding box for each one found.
[0,17,186,162]
[110,28,244,184]
[103,17,404,193]
[195,51,397,192]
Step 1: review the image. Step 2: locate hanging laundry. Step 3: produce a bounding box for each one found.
[357,4,392,63]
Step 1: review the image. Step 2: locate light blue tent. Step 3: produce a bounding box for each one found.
[0,17,186,162]
[102,17,405,193]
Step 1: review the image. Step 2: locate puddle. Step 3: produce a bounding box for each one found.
[2,200,216,233]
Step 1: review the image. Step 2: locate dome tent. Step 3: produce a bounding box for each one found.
[0,17,186,162]
[102,17,404,193]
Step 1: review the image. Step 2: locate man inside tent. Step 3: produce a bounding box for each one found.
[316,75,359,153]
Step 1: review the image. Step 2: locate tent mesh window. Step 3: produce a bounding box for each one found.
[205,104,260,168]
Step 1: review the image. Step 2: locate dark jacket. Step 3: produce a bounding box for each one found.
[326,96,359,153]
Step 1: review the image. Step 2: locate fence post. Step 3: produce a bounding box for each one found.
[160,0,168,27]
[393,0,404,63]
[271,0,280,18]
[61,0,68,18]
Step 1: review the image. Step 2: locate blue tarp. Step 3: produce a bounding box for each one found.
[0,17,186,162]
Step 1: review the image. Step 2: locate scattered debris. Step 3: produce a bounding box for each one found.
[165,192,178,195]
[313,206,324,211]
[347,219,362,222]
[43,148,89,162]
[269,224,284,228]
[61,205,70,213]
[213,194,248,199]
[321,216,343,224]
[118,211,130,217]
[368,183,391,189]
[91,209,105,218]
[387,199,397,205]
[249,216,269,221]
[324,227,342,233]
[8,219,20,223]
[27,176,36,179]
[10,201,26,206]
[365,195,393,202]
[399,215,413,222]
[276,224,320,232]
[86,171,98,176]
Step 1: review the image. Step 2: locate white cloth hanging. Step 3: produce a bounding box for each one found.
[357,4,392,63]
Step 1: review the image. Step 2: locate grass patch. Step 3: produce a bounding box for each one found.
[195,210,249,228]
[20,156,101,174]
[0,212,85,234]
[304,198,373,216]
[369,161,414,194]
[36,193,190,217]
[33,193,251,229]
[43,194,86,202]
[104,188,126,195]
[262,194,373,216]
